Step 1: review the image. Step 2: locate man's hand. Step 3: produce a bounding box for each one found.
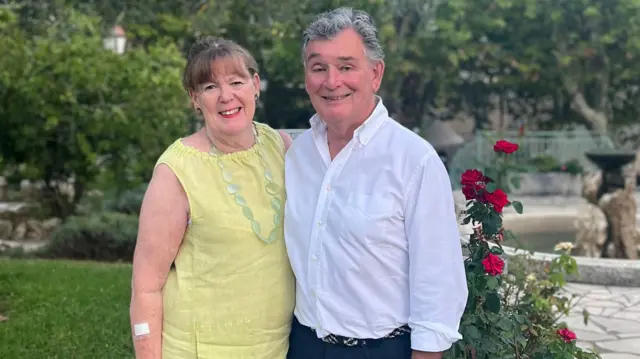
[412,350,443,359]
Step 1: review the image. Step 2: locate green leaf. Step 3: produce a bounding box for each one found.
[484,292,501,313]
[511,201,523,214]
[490,246,504,255]
[463,325,482,341]
[487,276,499,290]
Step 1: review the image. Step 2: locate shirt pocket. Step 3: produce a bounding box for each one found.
[339,192,397,245]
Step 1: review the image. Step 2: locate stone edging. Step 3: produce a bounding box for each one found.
[501,245,640,288]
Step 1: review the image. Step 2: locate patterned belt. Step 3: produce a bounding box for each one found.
[311,325,411,347]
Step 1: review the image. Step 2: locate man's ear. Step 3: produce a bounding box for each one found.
[371,60,385,93]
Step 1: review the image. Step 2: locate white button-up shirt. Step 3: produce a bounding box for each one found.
[283,98,468,352]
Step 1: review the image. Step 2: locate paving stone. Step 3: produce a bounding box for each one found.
[589,317,640,334]
[560,315,607,333]
[573,329,617,342]
[579,301,626,309]
[572,306,604,316]
[597,338,640,355]
[601,308,624,316]
[565,283,611,294]
[611,311,640,320]
[576,340,597,351]
[599,354,640,359]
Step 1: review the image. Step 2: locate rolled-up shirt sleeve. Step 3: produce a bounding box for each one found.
[404,152,468,352]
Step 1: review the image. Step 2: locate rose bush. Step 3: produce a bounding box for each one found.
[444,140,601,359]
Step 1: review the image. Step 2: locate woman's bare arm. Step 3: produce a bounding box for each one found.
[278,130,293,152]
[129,164,189,359]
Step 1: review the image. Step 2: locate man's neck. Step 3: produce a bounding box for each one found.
[325,96,379,159]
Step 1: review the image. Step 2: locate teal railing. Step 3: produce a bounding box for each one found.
[447,130,616,189]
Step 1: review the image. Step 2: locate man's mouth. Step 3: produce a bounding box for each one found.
[219,107,241,118]
[321,94,351,101]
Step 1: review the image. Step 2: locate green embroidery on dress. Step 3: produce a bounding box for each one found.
[206,125,283,244]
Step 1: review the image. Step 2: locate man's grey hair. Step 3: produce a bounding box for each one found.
[302,7,385,65]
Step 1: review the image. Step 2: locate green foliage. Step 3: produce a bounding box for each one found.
[448,140,600,359]
[102,185,147,215]
[39,212,138,262]
[0,7,189,218]
[528,155,584,175]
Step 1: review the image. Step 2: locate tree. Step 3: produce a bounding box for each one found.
[0,7,190,218]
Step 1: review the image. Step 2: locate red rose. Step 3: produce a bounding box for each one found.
[462,184,476,200]
[461,169,491,201]
[460,169,491,186]
[557,328,577,343]
[481,253,504,276]
[483,189,509,213]
[493,140,519,154]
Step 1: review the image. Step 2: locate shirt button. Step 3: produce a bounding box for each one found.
[326,184,331,191]
[312,255,318,261]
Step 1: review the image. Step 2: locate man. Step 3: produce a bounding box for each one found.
[283,7,468,359]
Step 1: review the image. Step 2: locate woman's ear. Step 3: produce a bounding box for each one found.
[252,73,261,98]
[188,90,200,111]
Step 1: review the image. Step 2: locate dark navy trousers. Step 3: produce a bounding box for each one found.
[286,317,412,359]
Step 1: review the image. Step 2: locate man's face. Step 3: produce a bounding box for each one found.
[304,28,384,127]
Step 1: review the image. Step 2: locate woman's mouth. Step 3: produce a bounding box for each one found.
[219,107,241,119]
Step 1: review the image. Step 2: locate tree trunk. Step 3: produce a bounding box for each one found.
[599,186,637,259]
[561,76,609,134]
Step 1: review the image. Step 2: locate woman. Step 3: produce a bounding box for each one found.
[129,37,295,359]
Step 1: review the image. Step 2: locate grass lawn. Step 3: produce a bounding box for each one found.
[0,258,134,359]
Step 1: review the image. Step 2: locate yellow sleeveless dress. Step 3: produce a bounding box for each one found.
[155,122,295,359]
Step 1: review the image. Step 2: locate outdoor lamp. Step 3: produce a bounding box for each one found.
[103,25,127,54]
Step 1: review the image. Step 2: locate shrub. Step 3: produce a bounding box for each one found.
[446,140,600,359]
[39,212,138,262]
[103,185,147,216]
[528,155,584,175]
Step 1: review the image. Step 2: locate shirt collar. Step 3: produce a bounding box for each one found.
[310,96,388,146]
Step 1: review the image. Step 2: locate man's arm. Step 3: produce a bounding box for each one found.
[403,152,468,356]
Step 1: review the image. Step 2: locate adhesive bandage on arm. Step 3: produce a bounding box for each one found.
[133,322,151,339]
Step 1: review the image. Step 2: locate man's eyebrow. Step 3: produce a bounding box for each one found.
[306,52,320,62]
[337,56,356,62]
[306,53,357,63]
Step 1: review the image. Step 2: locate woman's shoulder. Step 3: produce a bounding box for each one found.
[156,134,209,167]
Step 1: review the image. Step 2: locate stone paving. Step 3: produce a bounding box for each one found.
[562,282,640,358]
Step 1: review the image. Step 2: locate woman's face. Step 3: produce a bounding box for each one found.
[190,58,260,137]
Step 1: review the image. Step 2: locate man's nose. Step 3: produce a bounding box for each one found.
[324,67,341,90]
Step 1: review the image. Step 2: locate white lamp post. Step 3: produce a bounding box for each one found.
[103,25,127,54]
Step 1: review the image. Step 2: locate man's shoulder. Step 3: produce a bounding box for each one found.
[381,118,438,161]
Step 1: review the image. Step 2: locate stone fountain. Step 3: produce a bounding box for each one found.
[575,150,638,259]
